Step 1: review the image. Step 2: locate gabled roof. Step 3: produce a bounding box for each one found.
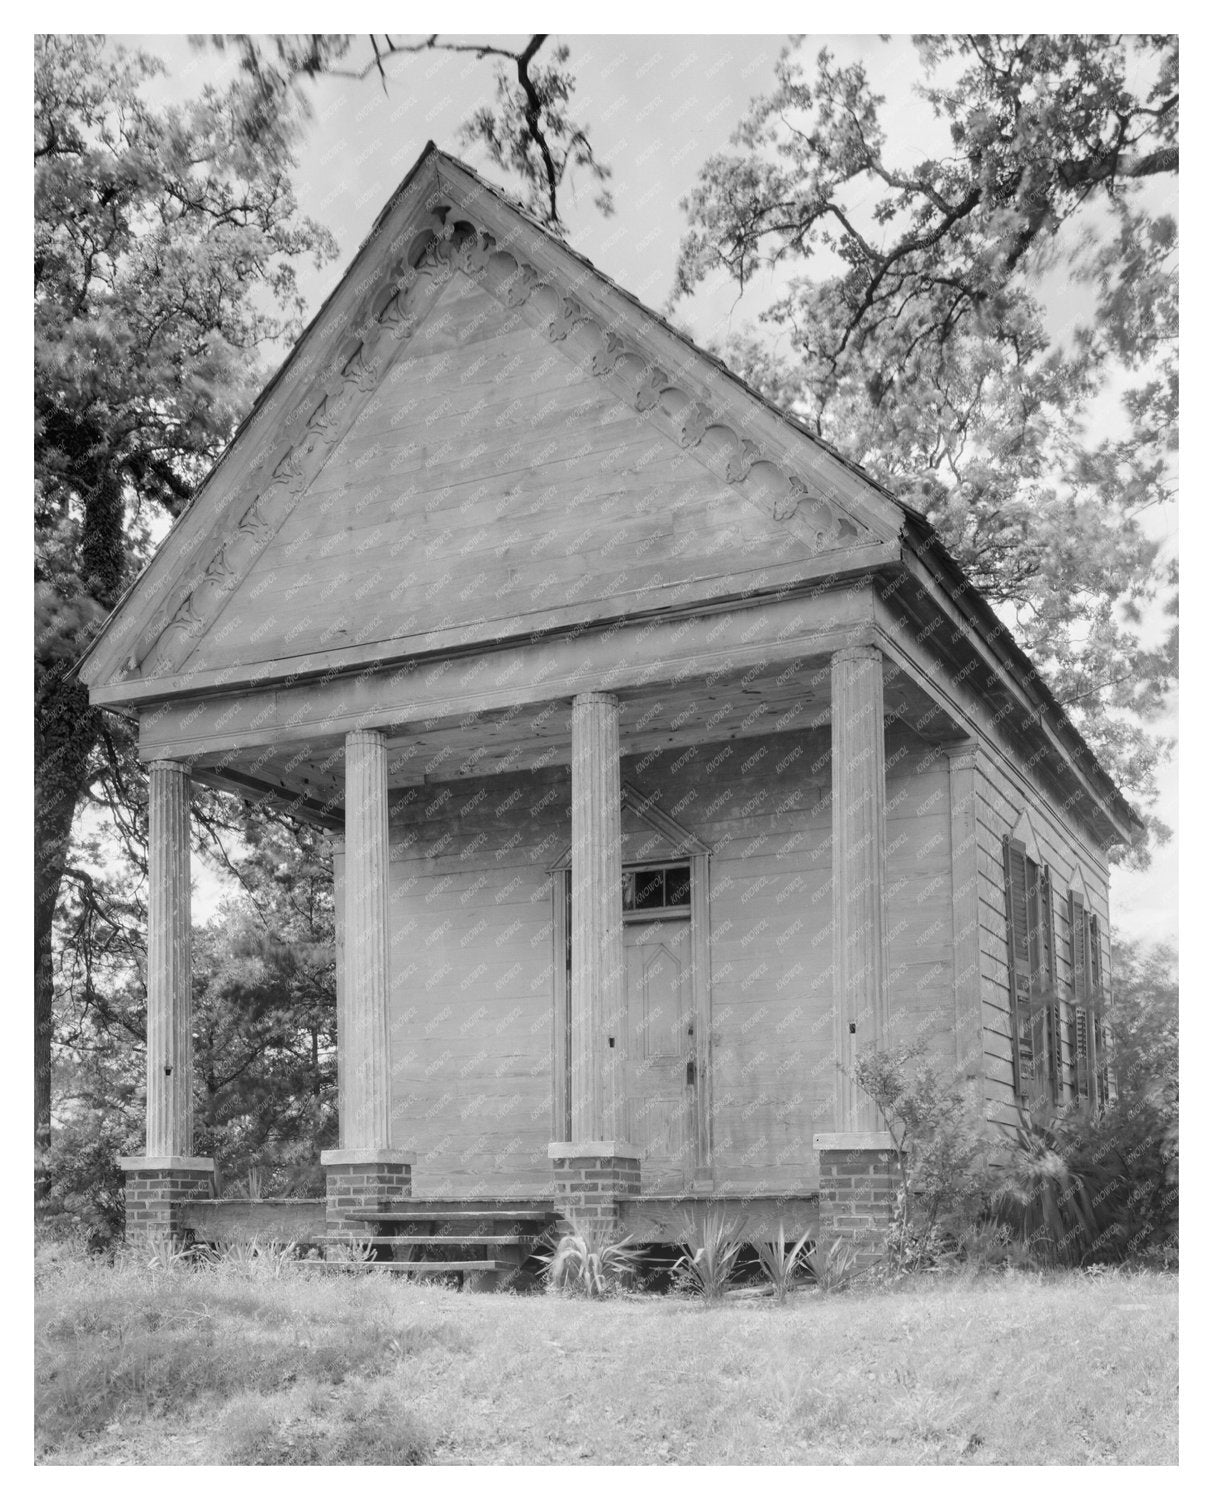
[72,141,1143,845]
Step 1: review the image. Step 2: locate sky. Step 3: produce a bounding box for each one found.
[120,33,1177,946]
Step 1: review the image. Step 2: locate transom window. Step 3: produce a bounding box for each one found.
[622,862,690,916]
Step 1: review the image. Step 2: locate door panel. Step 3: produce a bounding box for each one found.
[624,918,694,1188]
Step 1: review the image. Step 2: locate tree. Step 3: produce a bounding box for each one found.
[36,32,611,1196]
[47,804,337,1243]
[35,33,338,1194]
[202,33,613,228]
[674,36,1177,854]
[1108,933,1177,1100]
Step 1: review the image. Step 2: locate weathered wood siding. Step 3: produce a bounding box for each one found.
[973,745,1111,1125]
[387,720,955,1195]
[185,269,820,679]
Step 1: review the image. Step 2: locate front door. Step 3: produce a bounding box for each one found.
[624,908,696,1190]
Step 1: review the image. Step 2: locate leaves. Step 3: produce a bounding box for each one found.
[676,36,1178,845]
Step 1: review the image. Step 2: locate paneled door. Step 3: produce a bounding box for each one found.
[623,915,696,1190]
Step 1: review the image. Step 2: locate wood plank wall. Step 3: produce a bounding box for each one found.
[386,720,955,1195]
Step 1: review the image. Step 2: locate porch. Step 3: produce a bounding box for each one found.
[119,600,968,1263]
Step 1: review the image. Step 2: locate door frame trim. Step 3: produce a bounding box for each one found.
[549,783,713,1182]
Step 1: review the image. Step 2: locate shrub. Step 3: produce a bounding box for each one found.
[854,1044,992,1270]
[994,1093,1178,1265]
[538,1220,640,1297]
[990,1109,1101,1264]
[751,1222,813,1303]
[801,1236,860,1293]
[671,1208,746,1301]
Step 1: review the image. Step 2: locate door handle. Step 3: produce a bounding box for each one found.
[686,1057,696,1087]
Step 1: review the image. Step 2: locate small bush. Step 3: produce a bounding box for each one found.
[538,1220,639,1297]
[854,1044,992,1271]
[671,1208,746,1301]
[802,1236,860,1293]
[992,1093,1177,1265]
[751,1222,813,1303]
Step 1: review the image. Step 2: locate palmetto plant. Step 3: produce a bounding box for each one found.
[672,1208,746,1302]
[751,1222,813,1303]
[802,1236,860,1293]
[141,1233,195,1272]
[324,1234,378,1265]
[538,1221,641,1297]
[992,1109,1099,1265]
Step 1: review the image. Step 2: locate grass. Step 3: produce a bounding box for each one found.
[35,1242,1177,1465]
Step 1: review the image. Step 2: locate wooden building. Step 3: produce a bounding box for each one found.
[74,144,1141,1268]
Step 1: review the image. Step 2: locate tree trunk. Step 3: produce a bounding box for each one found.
[34,459,125,1201]
[34,671,99,1199]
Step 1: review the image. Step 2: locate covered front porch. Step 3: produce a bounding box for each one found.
[118,588,968,1261]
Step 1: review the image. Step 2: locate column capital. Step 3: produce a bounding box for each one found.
[147,757,191,775]
[572,689,619,709]
[345,726,387,749]
[830,644,883,669]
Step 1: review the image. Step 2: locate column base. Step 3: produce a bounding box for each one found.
[548,1142,641,1245]
[120,1157,215,1245]
[322,1149,415,1240]
[814,1135,901,1270]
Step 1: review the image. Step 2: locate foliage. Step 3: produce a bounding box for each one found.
[671,1208,747,1301]
[854,1044,992,1270]
[324,1235,378,1266]
[210,1237,301,1277]
[751,1222,813,1303]
[204,33,613,229]
[990,1108,1101,1265]
[34,32,337,1187]
[538,1220,640,1297]
[801,1236,860,1293]
[676,35,1178,848]
[48,812,338,1234]
[992,935,1177,1265]
[1107,935,1178,1099]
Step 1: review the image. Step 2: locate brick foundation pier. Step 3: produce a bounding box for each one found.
[548,1142,641,1243]
[119,1156,215,1244]
[814,1132,901,1268]
[321,1149,415,1240]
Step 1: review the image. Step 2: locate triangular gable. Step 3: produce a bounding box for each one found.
[77,144,903,697]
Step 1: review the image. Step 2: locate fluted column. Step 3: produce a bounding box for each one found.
[830,646,890,1131]
[570,691,626,1142]
[145,760,193,1158]
[341,729,392,1151]
[331,835,348,1150]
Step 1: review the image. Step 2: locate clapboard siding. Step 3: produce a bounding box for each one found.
[386,719,955,1194]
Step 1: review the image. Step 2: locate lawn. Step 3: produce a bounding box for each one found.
[34,1244,1178,1465]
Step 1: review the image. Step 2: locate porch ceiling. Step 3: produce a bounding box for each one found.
[190,657,964,827]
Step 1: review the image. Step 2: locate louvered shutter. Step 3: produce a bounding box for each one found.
[1089,912,1108,1106]
[1003,837,1033,1099]
[1071,890,1092,1102]
[1039,866,1060,1105]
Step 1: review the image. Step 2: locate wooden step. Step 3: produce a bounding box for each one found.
[308,1259,505,1274]
[320,1235,535,1247]
[345,1209,553,1223]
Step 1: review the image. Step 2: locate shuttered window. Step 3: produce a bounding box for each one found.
[1002,836,1059,1107]
[1068,891,1108,1107]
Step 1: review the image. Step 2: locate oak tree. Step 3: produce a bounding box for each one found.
[675,35,1177,852]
